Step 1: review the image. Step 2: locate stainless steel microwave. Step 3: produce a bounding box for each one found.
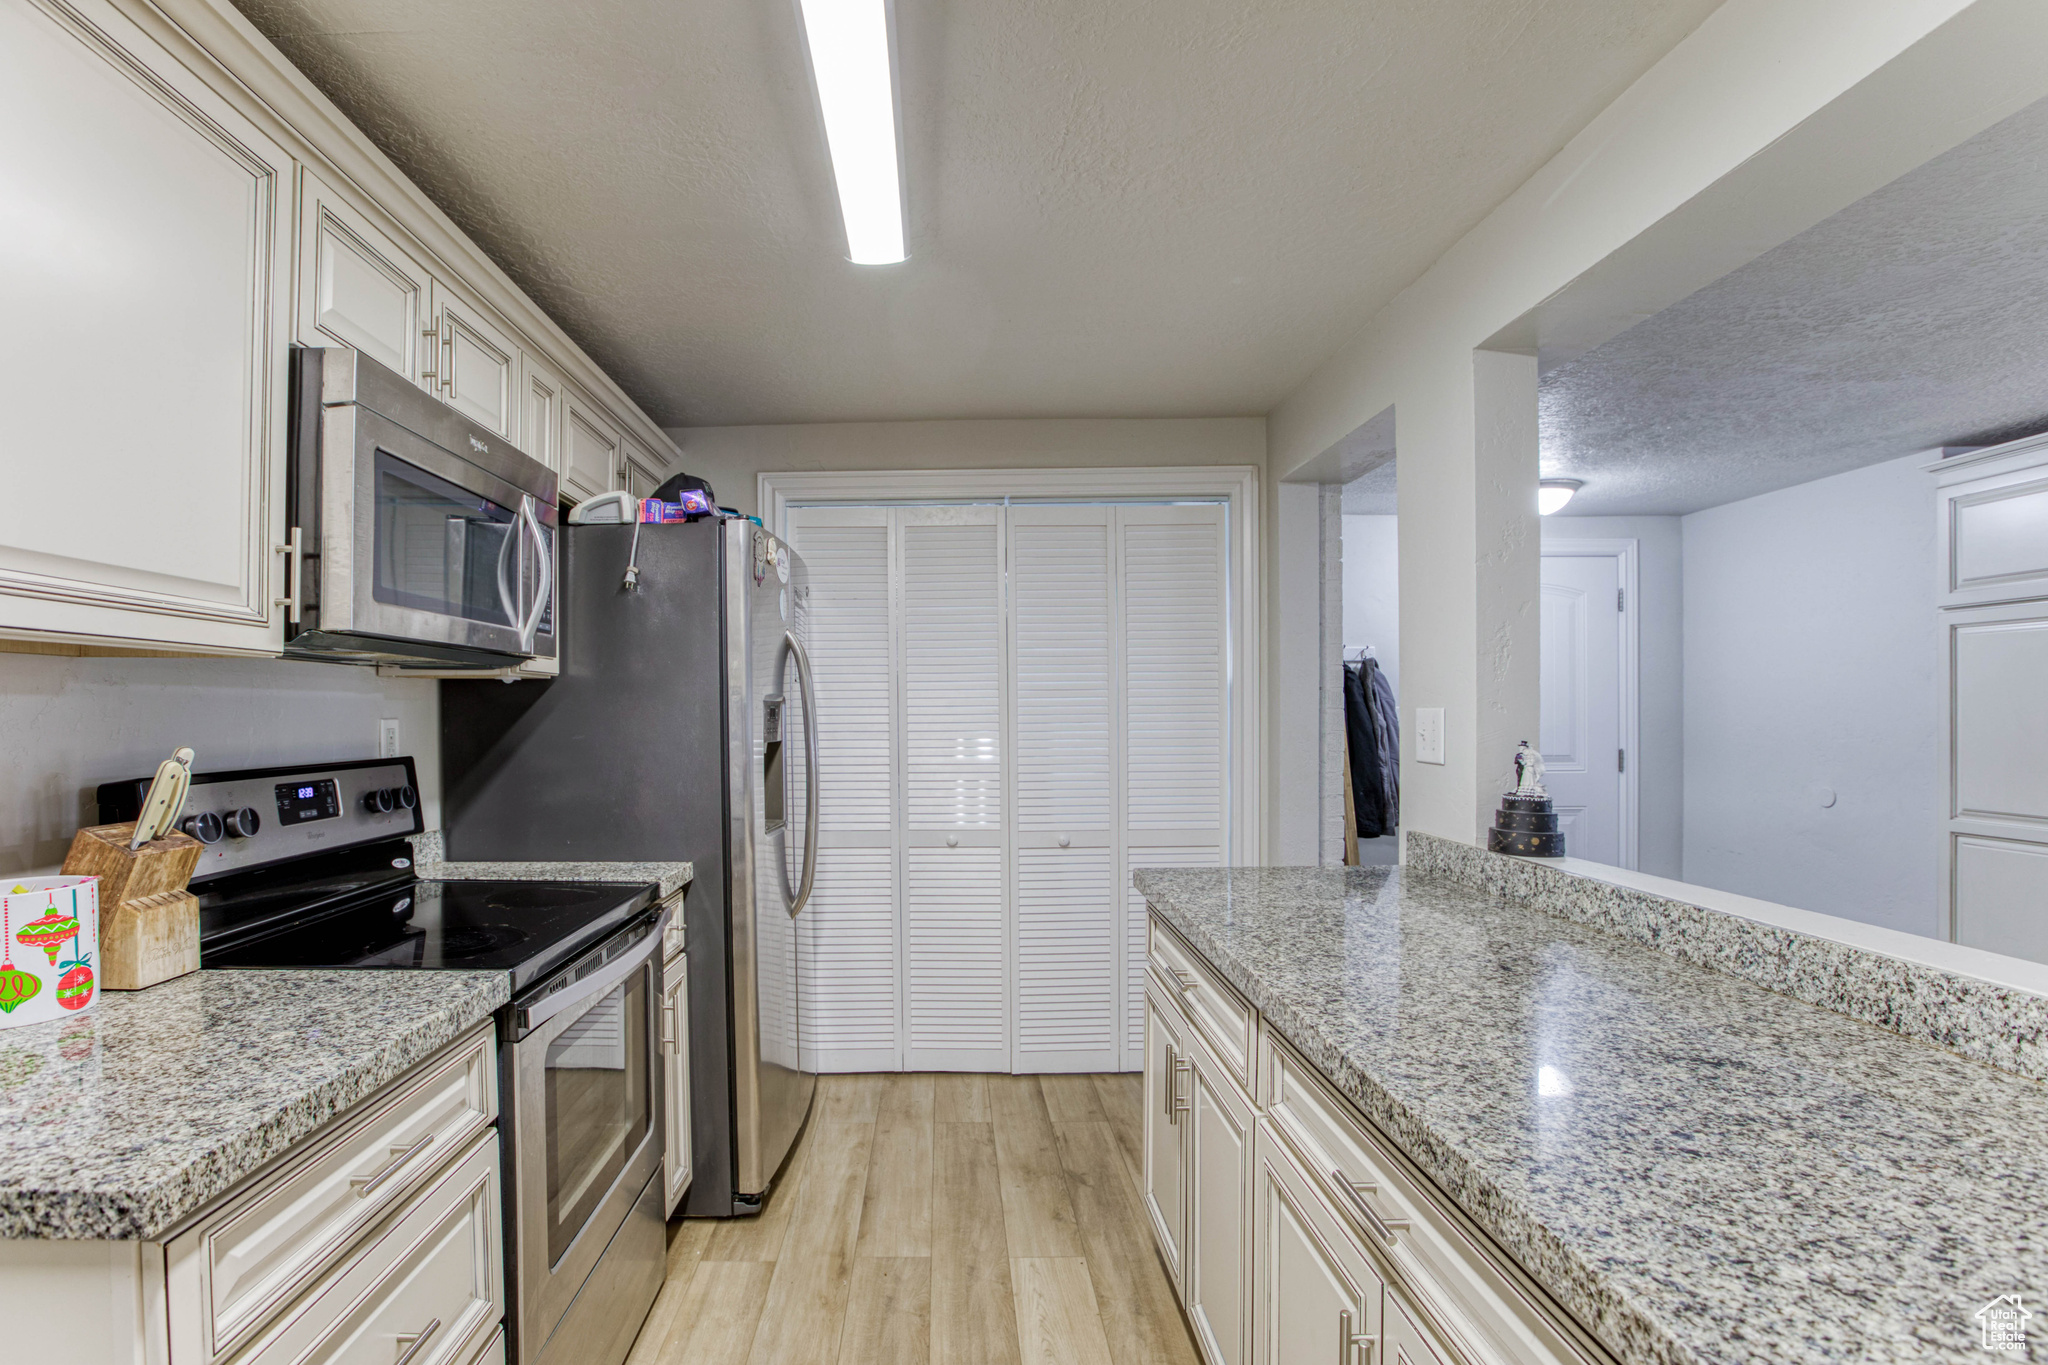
[284,346,558,668]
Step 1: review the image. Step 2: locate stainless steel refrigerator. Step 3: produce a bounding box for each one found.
[441,516,817,1217]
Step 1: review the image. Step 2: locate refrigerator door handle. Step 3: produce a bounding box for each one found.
[786,628,820,917]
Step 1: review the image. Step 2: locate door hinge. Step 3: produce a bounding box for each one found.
[1617,587,1625,612]
[1618,747,1626,773]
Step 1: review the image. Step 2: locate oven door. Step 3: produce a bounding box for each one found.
[507,915,664,1363]
[308,402,557,663]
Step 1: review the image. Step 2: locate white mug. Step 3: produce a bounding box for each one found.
[0,875,100,1028]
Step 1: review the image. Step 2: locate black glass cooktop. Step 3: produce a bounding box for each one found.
[203,871,656,994]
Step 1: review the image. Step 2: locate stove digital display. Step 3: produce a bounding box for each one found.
[274,779,341,824]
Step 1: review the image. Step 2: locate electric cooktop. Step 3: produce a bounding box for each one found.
[100,758,657,995]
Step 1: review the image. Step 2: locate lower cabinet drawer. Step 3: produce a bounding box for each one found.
[1149,913,1254,1089]
[231,1129,504,1365]
[170,1025,498,1363]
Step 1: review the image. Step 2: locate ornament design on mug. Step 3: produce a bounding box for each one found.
[0,898,43,1015]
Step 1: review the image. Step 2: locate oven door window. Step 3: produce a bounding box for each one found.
[372,449,520,626]
[544,970,652,1266]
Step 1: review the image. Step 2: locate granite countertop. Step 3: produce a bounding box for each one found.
[409,830,692,899]
[0,969,506,1240]
[1134,865,2048,1365]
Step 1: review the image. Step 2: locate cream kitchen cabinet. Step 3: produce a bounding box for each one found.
[662,946,694,1214]
[1147,965,1253,1365]
[296,167,436,388]
[1145,910,1604,1365]
[1253,1124,1386,1365]
[1143,985,1192,1284]
[522,352,567,480]
[564,387,625,503]
[431,284,523,445]
[0,0,294,654]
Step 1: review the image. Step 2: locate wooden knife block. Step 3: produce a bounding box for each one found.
[62,823,203,991]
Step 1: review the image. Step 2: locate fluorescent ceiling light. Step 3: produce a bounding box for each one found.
[798,0,906,264]
[1538,479,1582,515]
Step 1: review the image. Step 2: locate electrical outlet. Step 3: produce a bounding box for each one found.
[1415,708,1446,765]
[377,718,402,759]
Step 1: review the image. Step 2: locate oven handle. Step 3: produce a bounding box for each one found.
[517,497,554,655]
[515,913,664,1035]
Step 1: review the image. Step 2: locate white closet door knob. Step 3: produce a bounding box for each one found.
[1058,835,1071,848]
[946,834,959,847]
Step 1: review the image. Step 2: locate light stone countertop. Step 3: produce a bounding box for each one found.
[0,969,506,1240]
[1134,864,2048,1365]
[409,829,692,899]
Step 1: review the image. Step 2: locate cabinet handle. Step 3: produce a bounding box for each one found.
[1338,1309,1376,1365]
[274,526,303,624]
[1172,1054,1192,1122]
[420,324,440,384]
[1162,1043,1176,1118]
[350,1133,434,1198]
[393,1317,442,1365]
[1171,967,1199,994]
[1330,1168,1407,1245]
[662,997,676,1048]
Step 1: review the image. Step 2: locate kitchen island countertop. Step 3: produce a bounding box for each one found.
[0,968,506,1240]
[1134,864,2048,1365]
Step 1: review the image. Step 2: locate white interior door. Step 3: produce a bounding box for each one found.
[1540,549,1625,866]
[786,498,1231,1073]
[791,507,899,1070]
[899,507,1009,1070]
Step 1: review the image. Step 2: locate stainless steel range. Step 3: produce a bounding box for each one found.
[99,757,668,1365]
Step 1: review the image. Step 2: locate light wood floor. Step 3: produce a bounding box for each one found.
[625,1072,1203,1365]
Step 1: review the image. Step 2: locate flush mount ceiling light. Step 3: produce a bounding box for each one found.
[1538,478,1583,515]
[797,0,907,265]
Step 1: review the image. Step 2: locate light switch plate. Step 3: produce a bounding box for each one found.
[377,718,402,759]
[1415,707,1446,765]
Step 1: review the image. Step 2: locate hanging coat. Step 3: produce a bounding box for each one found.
[1344,663,1388,838]
[1363,656,1399,830]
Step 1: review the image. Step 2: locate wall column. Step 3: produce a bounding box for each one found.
[1470,349,1541,838]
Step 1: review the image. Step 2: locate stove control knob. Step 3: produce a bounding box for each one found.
[224,807,262,839]
[181,812,224,844]
[394,784,418,810]
[363,788,395,814]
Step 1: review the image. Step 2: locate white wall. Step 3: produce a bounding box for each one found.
[0,654,439,875]
[1341,515,1400,696]
[1265,0,2048,850]
[1542,516,1684,879]
[1680,452,1937,933]
[666,417,1265,520]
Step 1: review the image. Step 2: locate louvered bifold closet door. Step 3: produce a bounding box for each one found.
[1120,504,1230,1069]
[1009,506,1121,1071]
[900,506,1010,1070]
[785,507,899,1070]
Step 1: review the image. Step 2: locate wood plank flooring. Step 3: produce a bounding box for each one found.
[625,1072,1200,1365]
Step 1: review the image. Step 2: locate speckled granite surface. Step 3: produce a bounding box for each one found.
[1134,865,2048,1365]
[0,970,505,1240]
[409,830,692,899]
[1409,832,2048,1083]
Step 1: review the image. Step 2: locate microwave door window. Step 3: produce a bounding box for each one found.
[372,450,519,626]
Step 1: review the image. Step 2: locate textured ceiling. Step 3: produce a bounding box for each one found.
[1540,95,2048,516]
[230,0,1723,426]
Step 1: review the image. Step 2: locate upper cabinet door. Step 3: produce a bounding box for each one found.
[432,285,521,444]
[522,352,565,478]
[296,168,433,386]
[562,390,622,502]
[0,0,294,651]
